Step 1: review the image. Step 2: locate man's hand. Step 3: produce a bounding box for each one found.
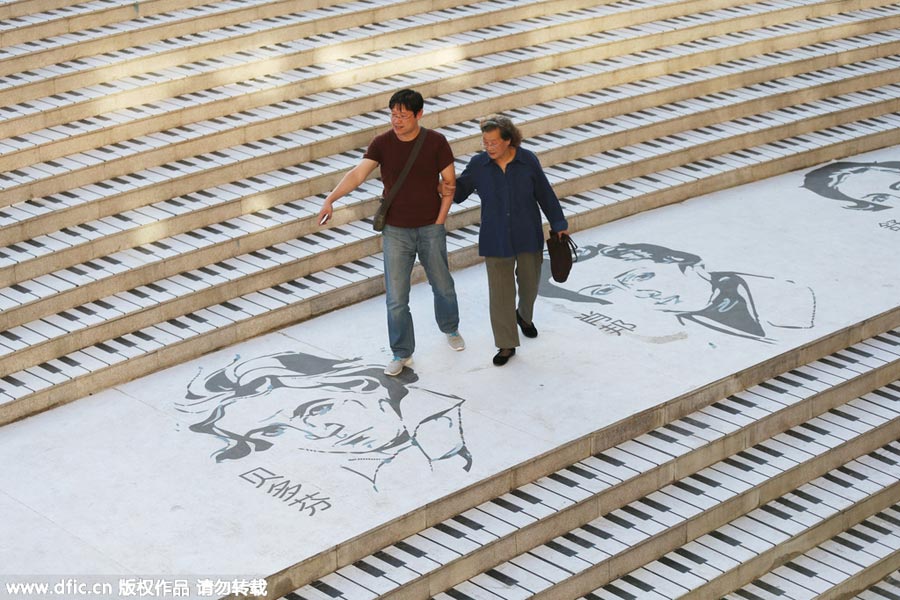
[317,203,333,227]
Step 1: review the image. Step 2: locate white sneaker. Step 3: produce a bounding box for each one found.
[446,331,466,351]
[384,355,413,376]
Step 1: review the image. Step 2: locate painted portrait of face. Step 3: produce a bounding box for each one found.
[177,352,472,490]
[802,161,900,212]
[539,242,816,343]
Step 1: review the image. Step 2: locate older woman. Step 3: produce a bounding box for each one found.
[454,116,568,365]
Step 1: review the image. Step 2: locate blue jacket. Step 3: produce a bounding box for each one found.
[454,147,568,257]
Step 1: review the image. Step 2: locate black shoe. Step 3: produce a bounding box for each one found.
[493,348,516,366]
[516,311,538,338]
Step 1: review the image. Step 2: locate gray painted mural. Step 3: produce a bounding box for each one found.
[802,161,900,212]
[177,352,471,491]
[539,242,817,343]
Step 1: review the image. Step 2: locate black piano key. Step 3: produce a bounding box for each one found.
[581,523,613,539]
[373,550,405,568]
[485,569,518,586]
[837,466,868,481]
[711,401,741,415]
[566,464,596,480]
[791,489,824,506]
[822,473,854,488]
[845,528,878,545]
[353,559,385,578]
[674,547,707,564]
[689,472,721,488]
[452,514,484,531]
[831,351,858,364]
[789,369,818,381]
[283,592,307,600]
[759,505,792,520]
[491,497,523,513]
[753,442,783,458]
[875,511,900,528]
[868,450,898,466]
[59,356,80,367]
[510,489,542,505]
[798,422,830,437]
[434,523,467,539]
[548,472,579,487]
[773,497,806,513]
[309,580,341,598]
[728,394,758,408]
[818,357,846,370]
[845,346,873,358]
[680,415,709,429]
[873,335,899,346]
[562,532,594,549]
[663,422,694,437]
[658,556,691,573]
[832,534,864,552]
[620,505,652,521]
[872,389,900,402]
[621,575,654,593]
[867,584,900,600]
[773,375,804,388]
[859,518,892,537]
[638,496,670,513]
[445,589,476,600]
[709,530,742,546]
[648,430,678,444]
[594,451,625,466]
[784,429,815,444]
[829,408,859,422]
[783,560,817,578]
[546,540,578,557]
[722,457,754,472]
[733,588,765,600]
[672,480,704,496]
[751,579,785,595]
[394,540,427,558]
[602,582,635,600]
[757,381,787,394]
[737,451,767,466]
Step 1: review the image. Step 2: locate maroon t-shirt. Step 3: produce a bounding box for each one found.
[364,128,454,228]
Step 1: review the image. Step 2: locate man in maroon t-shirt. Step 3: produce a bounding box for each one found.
[317,89,465,376]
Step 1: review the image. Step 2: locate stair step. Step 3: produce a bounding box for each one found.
[584,448,900,600]
[1,0,895,208]
[438,434,900,600]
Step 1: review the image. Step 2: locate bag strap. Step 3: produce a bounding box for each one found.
[380,127,428,215]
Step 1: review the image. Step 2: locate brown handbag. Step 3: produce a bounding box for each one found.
[546,231,578,283]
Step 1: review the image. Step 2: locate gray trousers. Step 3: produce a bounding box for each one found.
[484,251,543,349]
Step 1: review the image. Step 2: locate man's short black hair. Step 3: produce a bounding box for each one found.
[389,89,424,114]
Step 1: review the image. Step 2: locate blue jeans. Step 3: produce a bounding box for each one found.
[382,224,459,358]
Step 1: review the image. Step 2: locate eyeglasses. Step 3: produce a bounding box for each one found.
[390,112,416,122]
[483,138,506,149]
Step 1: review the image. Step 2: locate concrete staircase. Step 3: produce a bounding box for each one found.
[0,0,898,598]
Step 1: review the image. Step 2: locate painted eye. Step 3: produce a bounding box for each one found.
[307,403,333,417]
[260,424,286,437]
